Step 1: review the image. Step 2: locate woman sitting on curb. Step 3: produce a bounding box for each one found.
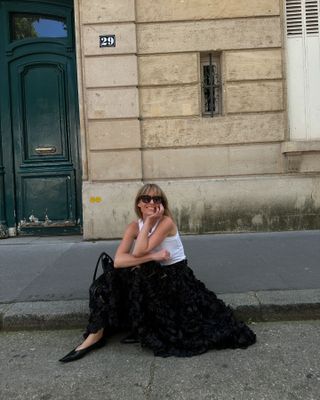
[59,183,256,362]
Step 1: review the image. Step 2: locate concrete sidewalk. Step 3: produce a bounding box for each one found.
[0,230,320,330]
[2,322,320,400]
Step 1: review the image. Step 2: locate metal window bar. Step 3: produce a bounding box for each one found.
[202,53,220,117]
[209,53,214,117]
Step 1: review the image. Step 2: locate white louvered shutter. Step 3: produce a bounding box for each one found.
[285,0,320,139]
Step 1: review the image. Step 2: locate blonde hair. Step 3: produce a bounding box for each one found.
[134,183,173,219]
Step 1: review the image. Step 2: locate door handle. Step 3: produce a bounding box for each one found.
[35,146,56,154]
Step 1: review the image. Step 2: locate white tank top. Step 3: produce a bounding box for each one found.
[138,219,186,266]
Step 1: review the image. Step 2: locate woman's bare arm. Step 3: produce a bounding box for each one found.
[132,214,175,257]
[114,222,170,268]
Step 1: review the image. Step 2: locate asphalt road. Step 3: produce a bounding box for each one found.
[1,320,320,400]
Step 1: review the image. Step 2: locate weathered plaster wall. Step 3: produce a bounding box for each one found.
[83,176,320,238]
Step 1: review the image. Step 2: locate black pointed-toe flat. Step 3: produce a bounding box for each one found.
[59,336,106,363]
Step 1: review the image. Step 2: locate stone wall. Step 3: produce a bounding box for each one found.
[137,0,285,181]
[77,0,141,184]
[75,0,320,239]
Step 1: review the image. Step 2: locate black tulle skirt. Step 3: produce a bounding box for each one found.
[84,260,256,357]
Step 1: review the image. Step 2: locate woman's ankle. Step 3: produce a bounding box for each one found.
[76,329,104,350]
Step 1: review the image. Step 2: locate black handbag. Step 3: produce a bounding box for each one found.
[89,252,114,304]
[87,252,123,333]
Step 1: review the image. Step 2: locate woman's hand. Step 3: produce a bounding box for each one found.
[152,249,170,262]
[132,212,175,258]
[145,204,164,226]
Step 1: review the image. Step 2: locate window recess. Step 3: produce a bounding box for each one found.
[200,53,222,117]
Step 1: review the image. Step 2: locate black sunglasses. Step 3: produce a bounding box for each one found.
[139,195,163,204]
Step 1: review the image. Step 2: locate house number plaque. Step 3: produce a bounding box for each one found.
[99,35,116,47]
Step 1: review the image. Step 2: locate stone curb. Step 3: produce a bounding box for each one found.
[221,289,320,322]
[0,300,89,331]
[1,289,320,331]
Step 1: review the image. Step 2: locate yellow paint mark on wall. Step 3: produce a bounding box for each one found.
[90,196,103,203]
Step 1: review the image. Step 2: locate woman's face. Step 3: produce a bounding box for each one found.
[137,189,163,218]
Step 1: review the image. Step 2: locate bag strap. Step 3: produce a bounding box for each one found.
[92,252,114,282]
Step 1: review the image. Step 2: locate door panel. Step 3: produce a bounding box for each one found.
[19,62,68,161]
[19,172,76,229]
[11,56,74,165]
[0,0,81,235]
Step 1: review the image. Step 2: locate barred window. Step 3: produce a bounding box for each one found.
[201,53,222,117]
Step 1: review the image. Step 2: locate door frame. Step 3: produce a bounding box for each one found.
[0,0,82,236]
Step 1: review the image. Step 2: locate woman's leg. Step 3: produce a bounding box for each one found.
[75,328,104,351]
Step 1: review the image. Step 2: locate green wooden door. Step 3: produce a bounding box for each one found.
[0,0,81,236]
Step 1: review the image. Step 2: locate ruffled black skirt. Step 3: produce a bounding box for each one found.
[84,260,256,357]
